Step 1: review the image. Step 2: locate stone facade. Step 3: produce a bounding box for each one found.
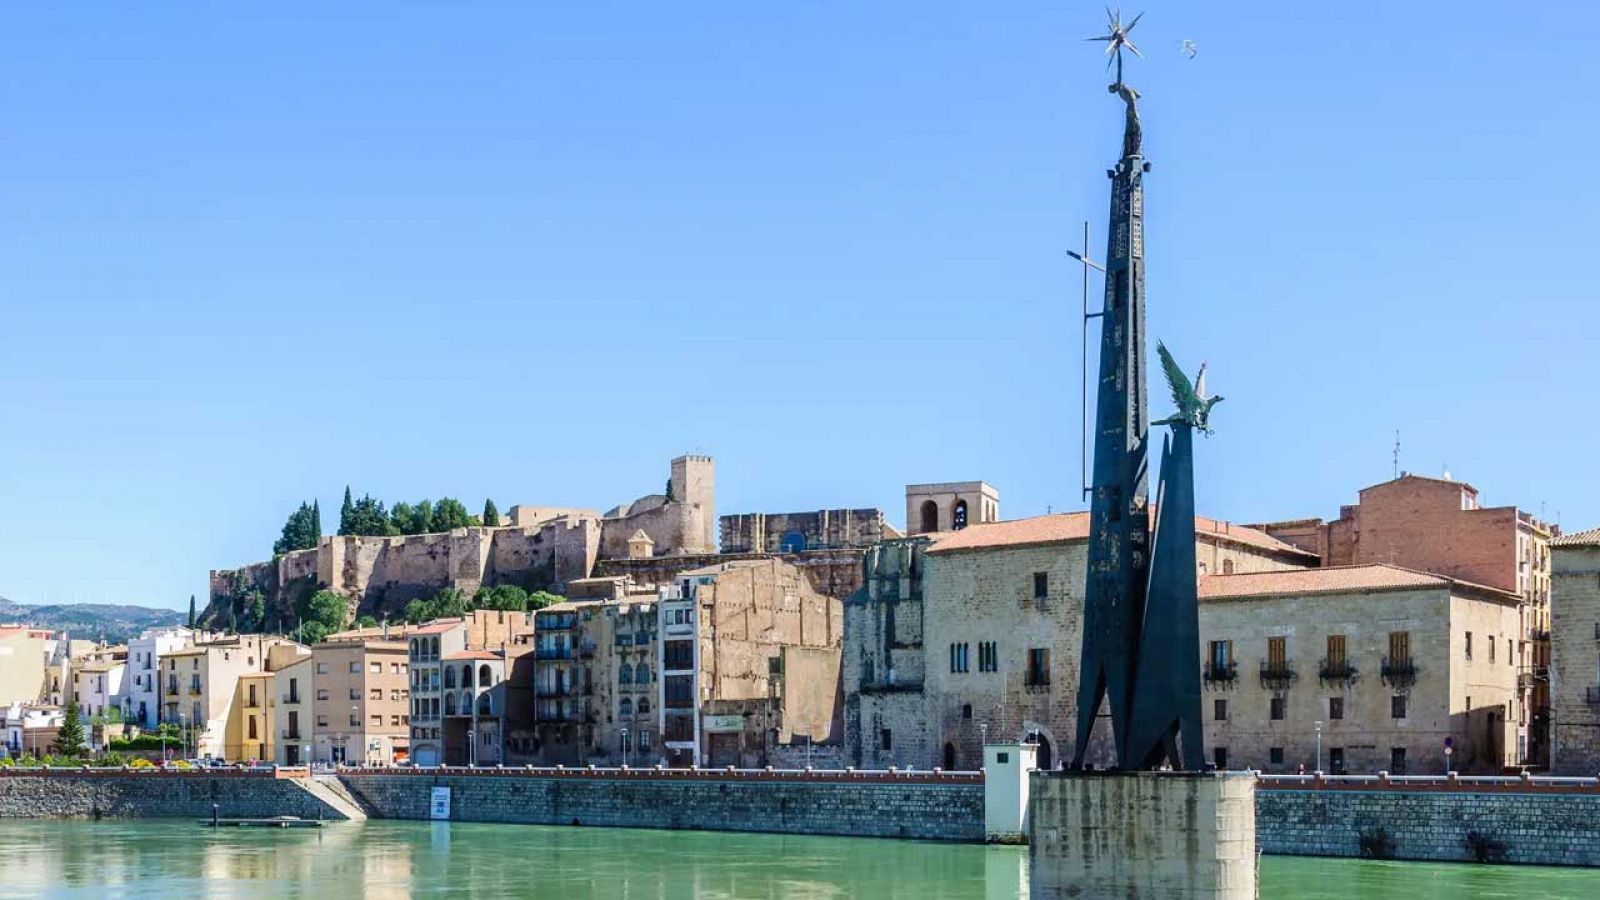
[1551,529,1600,775]
[1200,568,1523,775]
[720,508,898,554]
[339,769,983,841]
[404,611,535,767]
[1256,473,1556,766]
[842,513,1312,771]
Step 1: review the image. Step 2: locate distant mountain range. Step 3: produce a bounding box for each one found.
[0,596,187,644]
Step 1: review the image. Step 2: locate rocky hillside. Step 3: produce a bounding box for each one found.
[0,596,187,643]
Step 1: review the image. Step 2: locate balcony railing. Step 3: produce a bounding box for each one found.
[1203,661,1238,687]
[281,729,302,740]
[535,647,573,661]
[281,693,301,705]
[1259,661,1297,690]
[1380,656,1417,688]
[1023,673,1051,691]
[1530,628,1551,642]
[1318,658,1358,685]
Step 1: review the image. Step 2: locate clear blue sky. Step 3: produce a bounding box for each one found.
[3,2,1596,610]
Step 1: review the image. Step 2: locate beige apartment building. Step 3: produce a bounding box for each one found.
[309,636,411,765]
[407,611,534,766]
[1551,528,1600,774]
[0,628,52,706]
[160,635,305,760]
[273,655,313,765]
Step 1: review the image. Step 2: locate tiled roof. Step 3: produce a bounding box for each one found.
[1554,527,1600,548]
[409,619,466,635]
[443,650,501,661]
[1198,564,1514,602]
[925,512,1315,559]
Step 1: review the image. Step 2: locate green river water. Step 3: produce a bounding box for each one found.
[0,820,1594,899]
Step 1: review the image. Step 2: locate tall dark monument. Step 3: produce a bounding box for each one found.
[1071,10,1214,772]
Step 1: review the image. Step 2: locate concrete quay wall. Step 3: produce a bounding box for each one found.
[0,769,345,820]
[339,767,986,842]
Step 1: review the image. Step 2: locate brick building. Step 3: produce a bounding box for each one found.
[1257,474,1556,765]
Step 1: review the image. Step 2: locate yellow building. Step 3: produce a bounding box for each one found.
[225,673,275,762]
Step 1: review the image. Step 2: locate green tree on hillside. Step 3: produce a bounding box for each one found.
[273,501,321,556]
[527,591,563,611]
[474,584,529,612]
[341,494,392,536]
[296,590,349,644]
[54,700,86,758]
[482,498,499,527]
[432,498,473,531]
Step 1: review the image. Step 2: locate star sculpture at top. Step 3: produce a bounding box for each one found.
[1088,7,1143,85]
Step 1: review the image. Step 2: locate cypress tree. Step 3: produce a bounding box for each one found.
[482,498,499,527]
[187,595,196,629]
[311,499,322,542]
[339,486,355,535]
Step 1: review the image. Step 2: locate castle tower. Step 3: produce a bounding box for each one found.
[904,482,1000,535]
[671,455,716,553]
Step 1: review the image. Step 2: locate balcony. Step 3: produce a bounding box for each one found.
[1380,656,1418,688]
[281,693,301,705]
[1530,628,1551,642]
[1318,658,1358,685]
[1203,661,1238,687]
[536,685,587,699]
[1258,661,1297,690]
[535,647,573,661]
[1023,674,1051,692]
[281,729,302,740]
[536,613,578,631]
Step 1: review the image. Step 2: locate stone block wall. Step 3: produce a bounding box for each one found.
[0,770,345,820]
[1552,542,1600,775]
[1257,783,1600,866]
[339,768,984,841]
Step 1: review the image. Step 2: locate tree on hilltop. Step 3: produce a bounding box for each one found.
[273,501,321,556]
[482,498,499,527]
[341,494,392,536]
[339,486,355,535]
[433,498,473,531]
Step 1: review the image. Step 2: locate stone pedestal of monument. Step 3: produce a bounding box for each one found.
[1026,771,1256,898]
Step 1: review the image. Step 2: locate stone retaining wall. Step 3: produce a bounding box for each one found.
[339,768,985,841]
[1258,785,1600,867]
[0,770,346,821]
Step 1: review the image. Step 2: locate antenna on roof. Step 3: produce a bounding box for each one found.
[1392,430,1401,480]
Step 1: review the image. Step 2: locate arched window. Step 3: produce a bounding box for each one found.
[445,694,458,716]
[953,500,969,530]
[636,663,650,683]
[1222,559,1235,575]
[920,500,939,533]
[620,698,633,718]
[480,665,492,686]
[409,639,418,657]
[477,693,492,715]
[462,664,474,688]
[619,664,633,685]
[637,698,650,716]
[444,667,457,689]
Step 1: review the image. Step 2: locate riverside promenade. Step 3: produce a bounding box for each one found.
[6,765,1600,866]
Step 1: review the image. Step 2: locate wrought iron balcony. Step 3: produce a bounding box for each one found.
[1318,658,1358,685]
[1203,661,1237,686]
[535,647,573,661]
[1258,661,1297,690]
[1380,656,1417,688]
[1531,628,1551,642]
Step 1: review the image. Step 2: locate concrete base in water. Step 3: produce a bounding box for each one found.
[1027,771,1256,899]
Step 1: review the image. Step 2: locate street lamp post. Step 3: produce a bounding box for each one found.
[1313,721,1323,773]
[621,727,630,767]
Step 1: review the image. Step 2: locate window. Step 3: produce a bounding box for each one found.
[1213,747,1228,769]
[317,715,328,728]
[1326,635,1347,668]
[349,689,359,701]
[370,715,382,727]
[1465,632,1473,660]
[317,689,329,701]
[1214,699,1228,721]
[1267,637,1286,670]
[1025,649,1051,686]
[1391,694,1408,719]
[349,661,361,674]
[978,641,998,673]
[949,642,969,673]
[1222,559,1235,575]
[1209,640,1233,669]
[391,663,402,674]
[1329,697,1344,720]
[1489,635,1496,664]
[316,663,329,675]
[391,715,401,727]
[370,662,381,674]
[637,699,649,715]
[620,698,633,717]
[350,714,360,727]
[636,663,650,682]
[370,689,381,701]
[1269,747,1284,765]
[920,500,938,533]
[962,703,973,720]
[638,731,652,752]
[1329,747,1346,774]
[1390,747,1407,774]
[1033,572,1049,599]
[880,728,892,751]
[1389,630,1410,662]
[247,717,257,740]
[620,663,633,685]
[1270,697,1285,721]
[952,500,968,530]
[663,641,694,669]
